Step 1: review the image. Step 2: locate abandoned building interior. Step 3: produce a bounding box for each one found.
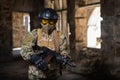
[0,0,120,80]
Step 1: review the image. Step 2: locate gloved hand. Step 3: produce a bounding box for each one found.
[56,54,76,67]
[30,54,48,70]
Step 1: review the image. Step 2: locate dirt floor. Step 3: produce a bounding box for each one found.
[0,55,117,80]
[0,57,28,80]
[0,56,85,80]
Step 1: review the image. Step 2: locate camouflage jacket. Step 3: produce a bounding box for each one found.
[20,28,70,60]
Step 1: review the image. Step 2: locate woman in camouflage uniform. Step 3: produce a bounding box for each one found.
[20,8,70,80]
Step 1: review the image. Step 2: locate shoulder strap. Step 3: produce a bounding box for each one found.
[37,28,43,46]
[52,30,60,52]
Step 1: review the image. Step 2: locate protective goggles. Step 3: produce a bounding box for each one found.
[41,19,56,25]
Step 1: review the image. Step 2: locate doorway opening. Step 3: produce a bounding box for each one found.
[87,7,103,49]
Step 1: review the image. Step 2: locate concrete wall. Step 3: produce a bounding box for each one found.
[0,0,44,60]
[0,0,13,58]
[101,0,120,78]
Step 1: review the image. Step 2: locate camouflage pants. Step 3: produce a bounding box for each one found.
[28,65,60,80]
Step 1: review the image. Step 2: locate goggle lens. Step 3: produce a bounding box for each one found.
[41,19,48,25]
[41,19,56,25]
[49,20,55,25]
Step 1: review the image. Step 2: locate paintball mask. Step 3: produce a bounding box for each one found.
[38,8,58,34]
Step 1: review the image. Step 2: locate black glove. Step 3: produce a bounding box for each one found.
[56,55,76,67]
[30,54,48,70]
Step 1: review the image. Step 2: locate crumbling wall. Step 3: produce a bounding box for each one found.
[0,0,13,57]
[0,0,44,60]
[101,0,120,79]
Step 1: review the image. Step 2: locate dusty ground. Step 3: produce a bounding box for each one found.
[0,56,85,80]
[0,52,117,80]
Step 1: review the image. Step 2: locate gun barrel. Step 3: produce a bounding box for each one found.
[38,46,76,67]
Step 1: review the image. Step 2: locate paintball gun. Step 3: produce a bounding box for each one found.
[30,46,76,70]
